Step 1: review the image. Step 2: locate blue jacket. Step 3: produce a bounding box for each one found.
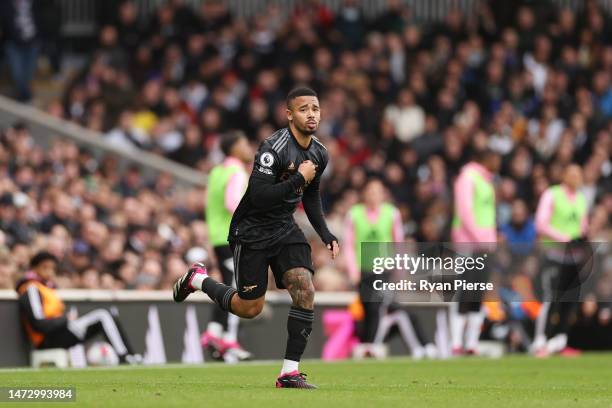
[500,218,536,254]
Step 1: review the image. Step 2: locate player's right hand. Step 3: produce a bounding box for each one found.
[298,160,317,183]
[327,240,340,260]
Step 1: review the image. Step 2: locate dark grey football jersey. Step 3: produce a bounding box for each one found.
[228,127,329,249]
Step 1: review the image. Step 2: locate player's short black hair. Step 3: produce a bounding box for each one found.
[286,86,318,108]
[220,130,246,156]
[30,251,58,269]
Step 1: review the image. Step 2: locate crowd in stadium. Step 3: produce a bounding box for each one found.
[0,122,211,291]
[0,0,610,318]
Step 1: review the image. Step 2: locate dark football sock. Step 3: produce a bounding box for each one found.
[212,308,229,330]
[284,306,314,361]
[202,278,236,312]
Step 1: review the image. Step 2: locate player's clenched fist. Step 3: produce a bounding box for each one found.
[298,160,317,183]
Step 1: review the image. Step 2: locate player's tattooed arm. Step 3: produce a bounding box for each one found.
[283,267,315,310]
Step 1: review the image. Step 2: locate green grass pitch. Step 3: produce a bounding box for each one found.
[1,354,611,408]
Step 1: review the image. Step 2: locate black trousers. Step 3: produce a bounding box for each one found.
[38,309,134,357]
[457,251,491,314]
[540,258,582,337]
[358,273,386,343]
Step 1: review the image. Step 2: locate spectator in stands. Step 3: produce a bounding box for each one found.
[500,199,537,255]
[0,248,17,289]
[0,0,40,102]
[383,88,426,143]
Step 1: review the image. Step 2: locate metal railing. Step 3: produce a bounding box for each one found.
[57,0,480,36]
[0,94,207,187]
[127,0,480,21]
[59,0,612,38]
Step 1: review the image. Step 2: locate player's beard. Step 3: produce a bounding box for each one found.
[296,121,318,136]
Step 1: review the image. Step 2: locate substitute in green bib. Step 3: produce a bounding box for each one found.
[450,149,500,356]
[532,164,589,357]
[203,131,252,362]
[344,179,405,353]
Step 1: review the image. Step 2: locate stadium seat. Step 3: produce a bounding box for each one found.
[30,348,70,368]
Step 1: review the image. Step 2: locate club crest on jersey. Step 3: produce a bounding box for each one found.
[260,152,274,168]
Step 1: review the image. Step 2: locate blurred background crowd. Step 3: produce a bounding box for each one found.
[0,0,610,301]
[0,124,208,291]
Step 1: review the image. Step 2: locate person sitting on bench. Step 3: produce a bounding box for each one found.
[15,251,141,364]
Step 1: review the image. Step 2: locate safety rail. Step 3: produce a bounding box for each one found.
[59,0,612,38]
[0,95,206,188]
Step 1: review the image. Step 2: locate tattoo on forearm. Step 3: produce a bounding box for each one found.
[283,268,315,309]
